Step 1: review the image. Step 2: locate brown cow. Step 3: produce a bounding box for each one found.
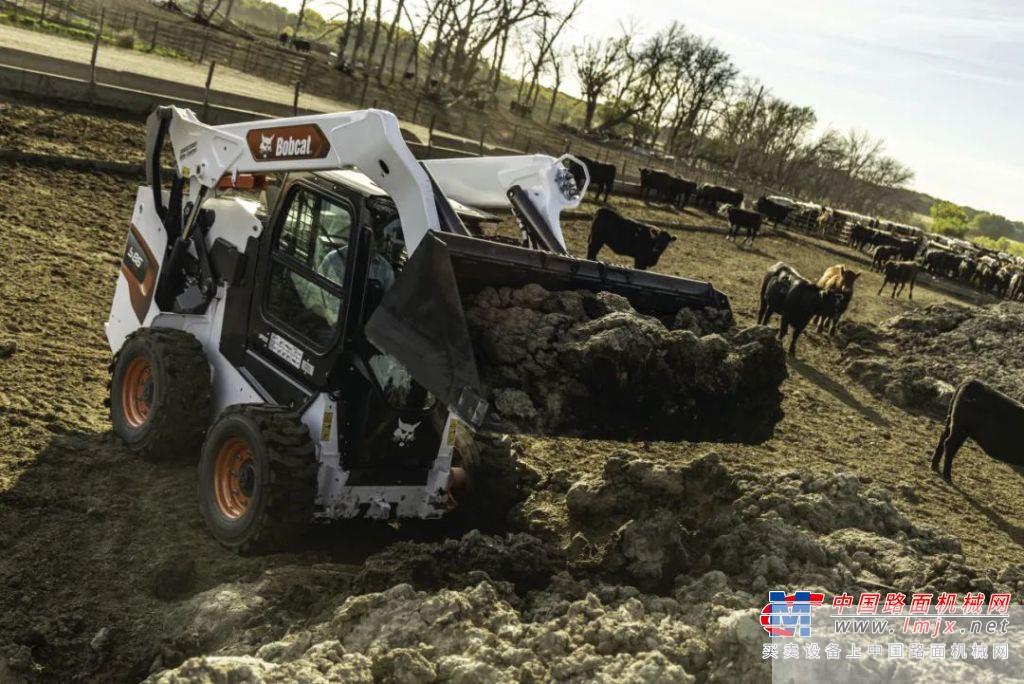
[812,265,860,334]
[877,260,917,299]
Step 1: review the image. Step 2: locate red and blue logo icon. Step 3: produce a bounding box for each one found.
[760,591,825,637]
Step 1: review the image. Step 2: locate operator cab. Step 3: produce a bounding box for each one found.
[219,168,462,485]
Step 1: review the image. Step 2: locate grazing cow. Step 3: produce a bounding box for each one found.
[957,257,977,283]
[922,248,960,279]
[575,156,617,203]
[755,196,793,227]
[877,260,917,299]
[816,208,835,236]
[291,38,311,52]
[930,379,1024,482]
[696,184,744,211]
[403,70,416,81]
[813,264,860,334]
[1009,272,1024,301]
[639,169,697,208]
[848,224,873,251]
[586,207,676,270]
[758,262,843,357]
[871,245,900,272]
[725,207,762,246]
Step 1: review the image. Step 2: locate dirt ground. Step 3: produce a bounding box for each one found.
[2,100,1023,682]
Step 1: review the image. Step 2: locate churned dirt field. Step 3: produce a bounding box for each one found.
[1,99,1023,682]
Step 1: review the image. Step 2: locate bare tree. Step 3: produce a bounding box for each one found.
[380,0,407,82]
[523,0,582,107]
[572,37,624,131]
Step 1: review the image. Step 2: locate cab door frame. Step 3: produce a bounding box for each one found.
[241,178,369,408]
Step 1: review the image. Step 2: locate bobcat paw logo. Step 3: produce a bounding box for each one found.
[392,419,420,447]
[258,134,274,157]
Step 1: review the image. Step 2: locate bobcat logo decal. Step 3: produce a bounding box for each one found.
[392,419,420,447]
[258,133,274,157]
[246,125,330,161]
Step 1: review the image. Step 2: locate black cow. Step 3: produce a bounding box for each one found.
[725,207,762,245]
[586,207,676,270]
[922,248,960,278]
[958,257,977,283]
[871,245,900,272]
[757,262,843,357]
[278,31,289,47]
[575,155,617,203]
[878,260,917,299]
[696,184,743,211]
[403,70,416,81]
[639,169,696,208]
[931,379,1024,481]
[291,38,311,52]
[755,196,793,227]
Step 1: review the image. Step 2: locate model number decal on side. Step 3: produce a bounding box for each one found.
[267,332,303,369]
[122,230,151,284]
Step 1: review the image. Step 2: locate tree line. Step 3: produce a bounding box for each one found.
[190,0,915,216]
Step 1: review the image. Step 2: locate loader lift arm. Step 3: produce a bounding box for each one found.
[146,105,586,255]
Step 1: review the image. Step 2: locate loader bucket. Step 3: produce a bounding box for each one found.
[366,231,733,433]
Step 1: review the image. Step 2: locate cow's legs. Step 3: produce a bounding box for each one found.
[586,239,602,262]
[931,416,952,473]
[788,323,803,357]
[877,278,888,296]
[908,277,915,300]
[939,423,967,481]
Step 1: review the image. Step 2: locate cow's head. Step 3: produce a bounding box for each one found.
[839,267,861,291]
[641,230,676,268]
[821,289,845,316]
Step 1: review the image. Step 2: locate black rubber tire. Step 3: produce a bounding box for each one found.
[109,328,212,461]
[198,405,318,554]
[451,433,538,532]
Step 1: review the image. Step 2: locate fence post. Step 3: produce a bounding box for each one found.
[293,80,302,115]
[150,21,159,52]
[359,78,370,107]
[131,11,138,36]
[89,8,105,87]
[198,29,210,63]
[427,114,436,151]
[412,95,421,122]
[202,61,216,120]
[478,126,486,156]
[40,0,47,20]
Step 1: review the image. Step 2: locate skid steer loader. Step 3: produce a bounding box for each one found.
[106,105,731,552]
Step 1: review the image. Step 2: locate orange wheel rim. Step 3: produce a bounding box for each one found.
[121,356,153,429]
[213,437,255,520]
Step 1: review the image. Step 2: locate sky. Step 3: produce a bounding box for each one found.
[273,0,1024,219]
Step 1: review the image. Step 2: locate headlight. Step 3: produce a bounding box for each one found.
[555,165,581,202]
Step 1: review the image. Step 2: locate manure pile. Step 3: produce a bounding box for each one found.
[465,284,787,443]
[842,302,1024,417]
[142,454,1024,683]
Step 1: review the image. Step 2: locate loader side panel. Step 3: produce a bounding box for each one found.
[106,187,168,354]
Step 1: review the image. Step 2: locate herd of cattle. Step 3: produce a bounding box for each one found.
[572,156,1024,305]
[570,157,1024,484]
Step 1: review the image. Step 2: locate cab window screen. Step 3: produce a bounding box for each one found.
[265,187,354,349]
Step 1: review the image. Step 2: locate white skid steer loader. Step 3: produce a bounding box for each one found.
[106,105,730,553]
